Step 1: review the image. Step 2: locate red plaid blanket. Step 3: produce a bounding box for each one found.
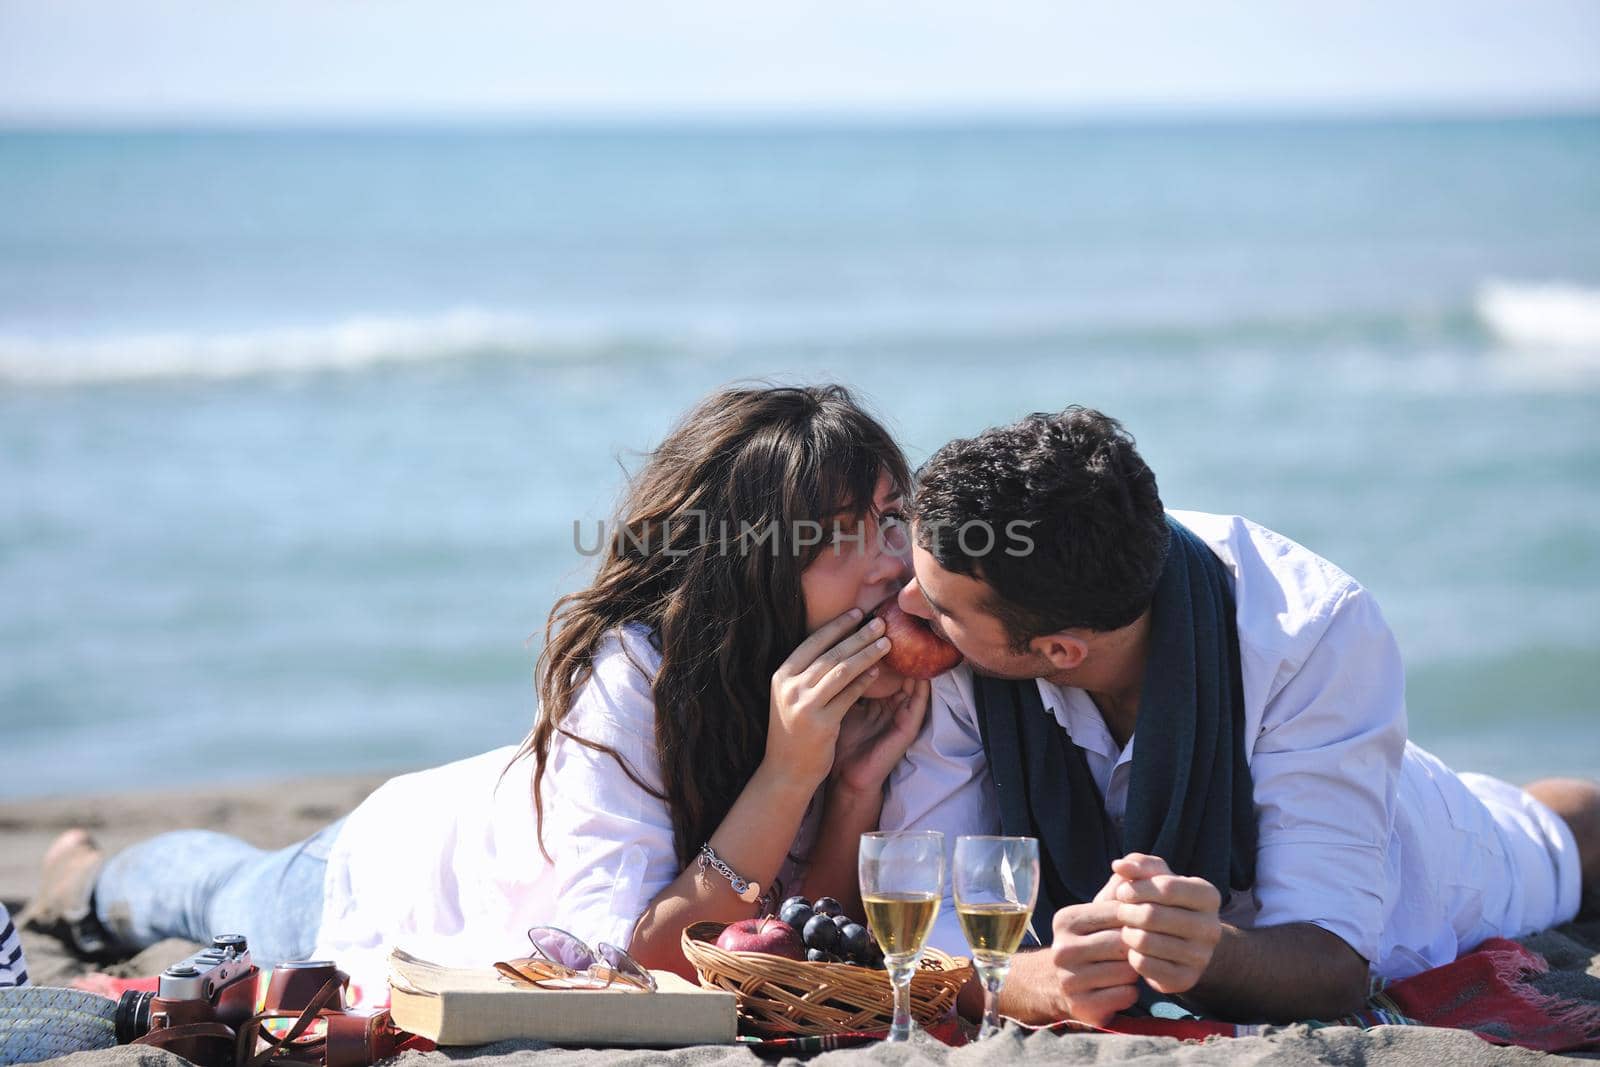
[71,937,1600,1055]
[1025,937,1600,1055]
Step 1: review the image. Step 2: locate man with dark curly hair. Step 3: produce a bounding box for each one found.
[882,406,1598,1025]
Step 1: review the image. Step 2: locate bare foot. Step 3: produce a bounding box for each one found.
[17,829,105,933]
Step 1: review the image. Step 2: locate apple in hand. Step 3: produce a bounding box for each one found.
[872,599,961,679]
[715,918,805,960]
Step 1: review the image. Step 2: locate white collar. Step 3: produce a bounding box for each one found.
[1041,681,1136,769]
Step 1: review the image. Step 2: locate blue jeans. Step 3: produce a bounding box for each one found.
[93,819,343,970]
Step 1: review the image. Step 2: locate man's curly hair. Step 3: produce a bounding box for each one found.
[912,406,1170,649]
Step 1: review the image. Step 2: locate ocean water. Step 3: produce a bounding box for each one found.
[2,116,1598,799]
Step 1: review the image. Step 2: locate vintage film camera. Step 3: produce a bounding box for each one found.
[115,934,259,1060]
[116,935,402,1067]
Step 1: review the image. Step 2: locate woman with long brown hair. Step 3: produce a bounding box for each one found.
[25,383,930,996]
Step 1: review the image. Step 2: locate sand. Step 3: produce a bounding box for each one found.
[3,776,1597,1065]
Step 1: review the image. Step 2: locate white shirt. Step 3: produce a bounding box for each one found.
[882,510,1581,980]
[315,623,820,998]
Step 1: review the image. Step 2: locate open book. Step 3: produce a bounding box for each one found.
[386,949,737,1047]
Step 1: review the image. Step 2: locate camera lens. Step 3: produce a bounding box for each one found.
[114,990,154,1044]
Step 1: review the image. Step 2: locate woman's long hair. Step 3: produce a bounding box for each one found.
[518,383,910,868]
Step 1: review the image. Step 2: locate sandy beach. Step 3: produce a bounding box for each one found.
[3,775,1598,1065]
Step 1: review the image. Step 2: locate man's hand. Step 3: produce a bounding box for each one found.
[996,853,1222,1026]
[1000,854,1365,1025]
[1110,853,1222,995]
[1022,872,1140,1026]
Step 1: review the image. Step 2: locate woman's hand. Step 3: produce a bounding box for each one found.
[796,675,929,917]
[831,676,931,797]
[765,609,891,792]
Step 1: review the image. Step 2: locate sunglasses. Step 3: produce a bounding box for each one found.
[494,926,657,993]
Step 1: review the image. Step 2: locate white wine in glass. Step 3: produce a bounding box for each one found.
[858,830,945,1043]
[953,835,1040,1039]
[956,902,1032,962]
[862,891,941,957]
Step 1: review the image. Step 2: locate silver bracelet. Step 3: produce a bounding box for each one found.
[697,843,762,904]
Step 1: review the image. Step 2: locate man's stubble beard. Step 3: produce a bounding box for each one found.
[961,647,1052,683]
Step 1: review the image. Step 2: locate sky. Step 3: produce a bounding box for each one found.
[2,0,1598,125]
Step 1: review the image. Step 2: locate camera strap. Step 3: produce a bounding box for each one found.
[132,1021,238,1056]
[236,975,347,1067]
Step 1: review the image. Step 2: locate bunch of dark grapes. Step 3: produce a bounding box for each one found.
[775,895,885,968]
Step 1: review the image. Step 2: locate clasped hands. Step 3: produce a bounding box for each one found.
[1037,853,1223,1025]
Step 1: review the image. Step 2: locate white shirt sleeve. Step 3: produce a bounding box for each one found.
[539,628,681,952]
[880,668,1003,957]
[1245,581,1407,963]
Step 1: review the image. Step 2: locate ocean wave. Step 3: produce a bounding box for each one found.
[1476,279,1600,351]
[0,309,592,386]
[0,299,1496,387]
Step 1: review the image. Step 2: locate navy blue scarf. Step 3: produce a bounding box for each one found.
[973,516,1256,934]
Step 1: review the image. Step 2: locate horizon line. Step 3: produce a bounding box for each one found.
[3,97,1598,133]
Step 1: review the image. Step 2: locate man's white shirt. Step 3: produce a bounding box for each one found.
[881,510,1581,979]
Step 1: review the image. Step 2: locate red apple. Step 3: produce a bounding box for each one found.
[872,599,962,679]
[715,918,805,960]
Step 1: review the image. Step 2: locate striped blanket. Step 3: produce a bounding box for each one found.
[0,905,28,988]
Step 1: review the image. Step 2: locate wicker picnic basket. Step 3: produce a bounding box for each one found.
[680,921,972,1037]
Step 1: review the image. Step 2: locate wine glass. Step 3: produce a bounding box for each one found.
[858,830,945,1043]
[953,835,1040,1039]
